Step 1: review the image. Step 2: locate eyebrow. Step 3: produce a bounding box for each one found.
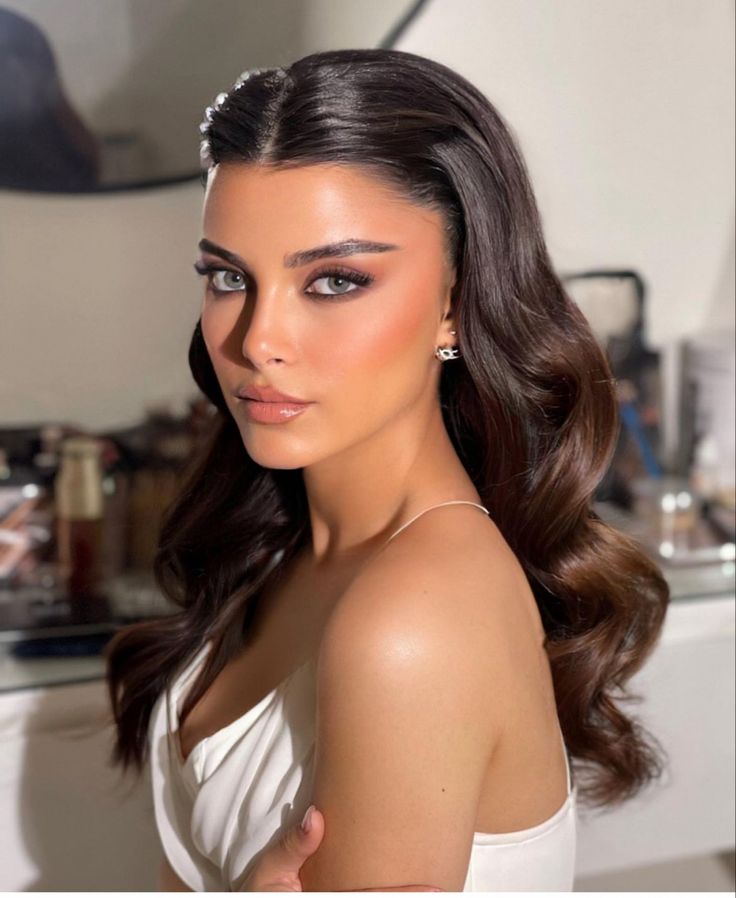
[197,237,401,269]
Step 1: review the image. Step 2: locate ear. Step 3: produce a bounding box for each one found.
[436,278,457,345]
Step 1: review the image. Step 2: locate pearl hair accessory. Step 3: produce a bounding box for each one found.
[233,65,287,90]
[199,66,288,165]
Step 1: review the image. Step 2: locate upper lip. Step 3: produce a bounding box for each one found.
[236,384,311,404]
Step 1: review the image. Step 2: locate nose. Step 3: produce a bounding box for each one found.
[239,286,293,367]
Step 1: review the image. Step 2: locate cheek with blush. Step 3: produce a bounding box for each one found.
[319,287,436,418]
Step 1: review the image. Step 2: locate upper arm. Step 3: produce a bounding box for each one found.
[298,538,508,892]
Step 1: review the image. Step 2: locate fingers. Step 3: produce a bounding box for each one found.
[249,806,325,890]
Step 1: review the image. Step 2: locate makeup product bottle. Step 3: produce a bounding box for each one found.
[55,436,105,599]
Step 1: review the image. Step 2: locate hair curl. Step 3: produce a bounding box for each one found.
[103,47,670,809]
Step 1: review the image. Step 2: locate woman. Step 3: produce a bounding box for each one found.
[104,48,670,892]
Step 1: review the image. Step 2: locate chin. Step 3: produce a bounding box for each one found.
[238,431,316,471]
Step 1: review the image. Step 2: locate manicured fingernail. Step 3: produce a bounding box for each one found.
[301,804,315,834]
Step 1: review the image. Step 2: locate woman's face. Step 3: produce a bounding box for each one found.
[197,161,456,470]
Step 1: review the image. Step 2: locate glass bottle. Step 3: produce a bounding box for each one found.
[55,436,105,601]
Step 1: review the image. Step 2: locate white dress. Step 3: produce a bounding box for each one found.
[148,502,578,890]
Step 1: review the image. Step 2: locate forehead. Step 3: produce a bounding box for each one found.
[202,162,445,250]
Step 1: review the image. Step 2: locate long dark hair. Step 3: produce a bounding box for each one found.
[104,47,670,809]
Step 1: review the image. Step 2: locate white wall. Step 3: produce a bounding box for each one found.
[0,182,204,429]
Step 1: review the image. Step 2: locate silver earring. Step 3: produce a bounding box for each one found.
[435,329,460,361]
[435,345,461,361]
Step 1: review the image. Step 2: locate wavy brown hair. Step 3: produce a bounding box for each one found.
[103,47,670,809]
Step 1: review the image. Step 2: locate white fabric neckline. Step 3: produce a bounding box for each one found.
[172,639,315,767]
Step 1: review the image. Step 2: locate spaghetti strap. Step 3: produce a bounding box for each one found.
[559,726,572,796]
[385,500,490,545]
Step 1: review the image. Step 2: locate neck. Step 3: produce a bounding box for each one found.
[301,400,480,565]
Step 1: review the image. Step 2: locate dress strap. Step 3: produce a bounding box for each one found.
[385,500,490,545]
[559,726,572,796]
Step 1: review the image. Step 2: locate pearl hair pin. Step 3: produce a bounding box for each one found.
[199,66,288,159]
[233,66,287,90]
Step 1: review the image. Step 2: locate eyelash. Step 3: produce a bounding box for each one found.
[192,261,373,301]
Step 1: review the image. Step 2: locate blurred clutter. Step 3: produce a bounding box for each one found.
[565,269,735,566]
[0,397,216,656]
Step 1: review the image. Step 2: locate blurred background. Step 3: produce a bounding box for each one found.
[0,0,733,891]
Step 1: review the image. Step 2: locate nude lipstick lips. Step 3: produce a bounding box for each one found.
[235,383,313,424]
[242,399,311,424]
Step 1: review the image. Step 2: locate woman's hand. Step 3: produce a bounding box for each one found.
[240,805,325,891]
[240,805,443,892]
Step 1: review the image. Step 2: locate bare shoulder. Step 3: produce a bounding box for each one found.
[315,503,536,750]
[321,502,535,687]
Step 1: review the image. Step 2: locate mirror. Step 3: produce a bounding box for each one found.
[0,0,424,191]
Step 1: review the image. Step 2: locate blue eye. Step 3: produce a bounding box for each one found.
[192,262,245,294]
[305,266,373,299]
